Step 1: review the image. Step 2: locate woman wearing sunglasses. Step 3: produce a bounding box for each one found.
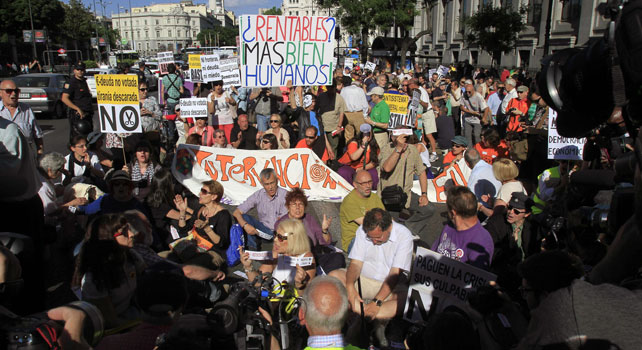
[73,213,144,329]
[264,113,290,149]
[260,133,279,150]
[240,219,316,293]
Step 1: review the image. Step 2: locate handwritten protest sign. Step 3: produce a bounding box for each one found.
[403,247,496,322]
[405,90,420,128]
[364,61,376,71]
[172,145,352,205]
[220,57,241,89]
[411,158,471,202]
[188,54,203,83]
[239,15,337,87]
[247,250,273,261]
[547,108,586,160]
[157,52,174,75]
[437,65,450,77]
[200,54,221,83]
[95,74,142,133]
[384,93,411,128]
[179,98,208,120]
[344,57,353,70]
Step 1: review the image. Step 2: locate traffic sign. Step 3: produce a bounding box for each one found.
[57,48,66,54]
[121,39,128,45]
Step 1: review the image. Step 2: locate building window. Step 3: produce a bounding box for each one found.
[156,30,160,37]
[501,0,512,8]
[168,30,172,37]
[144,20,147,25]
[137,31,140,38]
[167,18,171,24]
[442,0,448,33]
[193,30,197,37]
[147,42,150,49]
[561,0,581,22]
[156,19,159,25]
[528,0,542,25]
[124,20,127,26]
[136,20,139,25]
[146,30,149,38]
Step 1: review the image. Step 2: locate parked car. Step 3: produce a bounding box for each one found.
[11,73,69,118]
[130,64,158,91]
[85,68,118,99]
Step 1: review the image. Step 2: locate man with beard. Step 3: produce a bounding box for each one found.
[295,126,330,163]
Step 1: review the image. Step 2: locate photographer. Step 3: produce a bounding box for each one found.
[249,87,283,132]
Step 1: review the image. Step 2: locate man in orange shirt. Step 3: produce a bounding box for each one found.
[474,128,509,164]
[295,126,330,163]
[506,85,530,133]
[442,135,468,166]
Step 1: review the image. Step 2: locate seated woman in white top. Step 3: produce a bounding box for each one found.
[62,135,104,186]
[480,158,527,216]
[240,218,315,293]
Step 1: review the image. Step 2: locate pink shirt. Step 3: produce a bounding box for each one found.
[188,125,216,146]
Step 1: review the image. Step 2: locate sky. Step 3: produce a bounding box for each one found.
[76,0,282,19]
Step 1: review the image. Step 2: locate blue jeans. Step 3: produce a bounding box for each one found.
[256,114,270,132]
[242,214,273,250]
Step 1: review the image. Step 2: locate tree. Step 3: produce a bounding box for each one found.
[263,6,282,15]
[60,0,95,52]
[464,5,526,66]
[197,26,238,47]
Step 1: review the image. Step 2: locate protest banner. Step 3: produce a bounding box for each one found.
[411,158,471,202]
[220,57,241,89]
[344,57,353,70]
[188,54,203,82]
[403,247,496,322]
[437,65,449,77]
[172,144,353,205]
[384,93,411,128]
[547,108,586,160]
[95,74,142,133]
[200,54,221,83]
[238,15,337,87]
[157,51,174,75]
[364,61,376,71]
[179,98,208,120]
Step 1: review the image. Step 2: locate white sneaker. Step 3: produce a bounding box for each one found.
[429,152,439,163]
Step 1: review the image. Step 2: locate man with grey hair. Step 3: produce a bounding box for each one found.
[233,168,288,250]
[464,148,501,210]
[0,79,43,156]
[499,78,518,132]
[37,152,87,216]
[460,83,490,146]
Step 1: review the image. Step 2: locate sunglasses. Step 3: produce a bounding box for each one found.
[269,120,280,123]
[453,144,465,148]
[200,188,211,195]
[508,205,527,215]
[139,88,148,91]
[262,139,271,144]
[305,135,316,140]
[275,233,289,242]
[1,88,20,94]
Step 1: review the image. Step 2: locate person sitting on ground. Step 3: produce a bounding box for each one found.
[230,114,259,150]
[185,133,201,146]
[62,135,105,187]
[233,168,288,250]
[173,180,232,270]
[330,208,413,321]
[123,140,161,201]
[480,158,527,217]
[339,170,385,253]
[260,133,279,150]
[431,186,494,270]
[187,116,215,147]
[442,135,468,166]
[474,127,509,164]
[464,148,502,210]
[240,219,316,293]
[295,125,330,163]
[212,129,233,149]
[38,152,88,217]
[337,123,380,188]
[264,113,290,149]
[274,187,331,247]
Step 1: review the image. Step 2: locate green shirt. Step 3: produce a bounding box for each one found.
[370,100,390,132]
[339,190,385,250]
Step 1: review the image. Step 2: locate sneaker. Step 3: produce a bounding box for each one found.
[429,152,439,163]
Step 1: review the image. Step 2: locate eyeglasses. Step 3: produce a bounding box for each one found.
[1,88,20,94]
[215,134,225,138]
[275,232,289,242]
[305,135,316,140]
[269,119,280,123]
[73,144,88,148]
[507,205,527,215]
[355,180,373,186]
[453,144,465,148]
[139,88,148,91]
[200,188,211,195]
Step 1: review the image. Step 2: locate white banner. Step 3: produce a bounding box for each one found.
[403,247,496,322]
[547,108,586,160]
[411,158,471,203]
[364,61,376,71]
[220,57,241,89]
[437,65,449,77]
[201,54,221,83]
[96,74,142,133]
[344,57,353,70]
[239,15,336,87]
[179,98,208,119]
[172,145,353,205]
[157,51,174,75]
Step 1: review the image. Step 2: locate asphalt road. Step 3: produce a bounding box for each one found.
[38,107,100,155]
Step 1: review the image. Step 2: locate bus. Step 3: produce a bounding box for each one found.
[181,46,238,59]
[110,50,140,61]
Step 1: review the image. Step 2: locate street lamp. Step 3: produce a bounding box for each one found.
[128,0,135,53]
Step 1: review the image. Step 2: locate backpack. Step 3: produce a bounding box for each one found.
[226,224,244,266]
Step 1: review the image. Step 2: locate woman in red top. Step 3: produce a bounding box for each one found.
[475,128,509,164]
[187,116,216,146]
[337,124,380,189]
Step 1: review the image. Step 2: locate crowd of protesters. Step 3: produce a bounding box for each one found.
[0,58,641,350]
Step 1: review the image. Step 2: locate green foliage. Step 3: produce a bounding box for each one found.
[84,60,98,68]
[464,5,526,56]
[197,26,238,47]
[263,6,282,15]
[0,0,65,41]
[60,0,95,43]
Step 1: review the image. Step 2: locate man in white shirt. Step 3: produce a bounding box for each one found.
[464,148,501,209]
[330,208,413,320]
[340,76,370,142]
[499,78,518,132]
[409,78,439,162]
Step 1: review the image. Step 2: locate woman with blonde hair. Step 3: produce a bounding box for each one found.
[480,158,527,216]
[240,218,316,293]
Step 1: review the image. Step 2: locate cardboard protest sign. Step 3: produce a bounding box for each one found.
[179,98,208,120]
[403,247,496,322]
[172,145,352,205]
[200,54,221,83]
[364,61,376,71]
[239,15,337,87]
[95,74,142,133]
[384,93,411,128]
[406,90,421,128]
[157,51,174,75]
[344,57,353,70]
[437,65,449,77]
[547,108,586,160]
[411,158,471,202]
[220,57,241,89]
[188,54,203,83]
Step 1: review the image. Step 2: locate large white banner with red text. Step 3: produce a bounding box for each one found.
[172,145,353,205]
[411,158,472,203]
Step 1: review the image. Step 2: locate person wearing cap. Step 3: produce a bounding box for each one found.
[442,135,468,166]
[340,76,370,142]
[460,83,491,147]
[337,123,380,188]
[506,85,530,134]
[230,114,259,150]
[485,192,540,273]
[364,86,390,150]
[61,61,94,138]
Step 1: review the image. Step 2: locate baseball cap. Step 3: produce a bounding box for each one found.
[517,85,529,93]
[108,170,132,184]
[367,87,385,96]
[451,135,468,147]
[509,192,532,210]
[360,124,372,133]
[73,61,86,70]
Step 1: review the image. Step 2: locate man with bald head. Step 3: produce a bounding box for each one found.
[339,170,384,252]
[0,79,43,156]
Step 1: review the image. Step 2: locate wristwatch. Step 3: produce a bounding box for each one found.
[372,298,383,307]
[421,191,427,196]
